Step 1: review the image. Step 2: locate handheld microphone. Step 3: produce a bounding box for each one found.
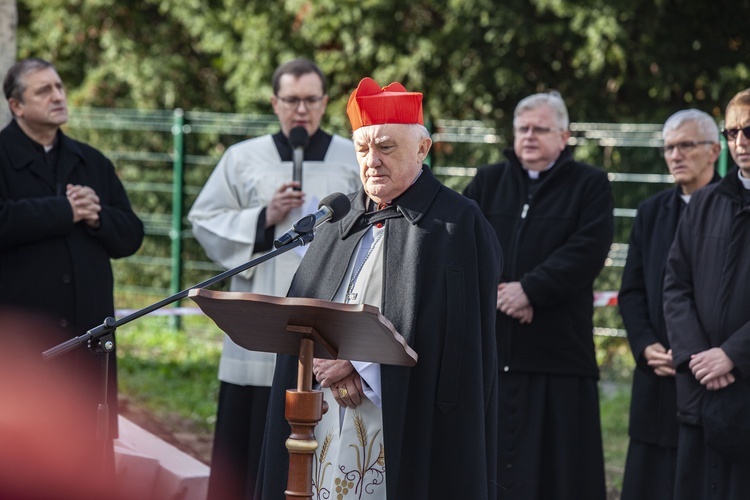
[289,126,309,191]
[273,192,351,249]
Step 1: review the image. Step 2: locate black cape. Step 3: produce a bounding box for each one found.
[256,166,502,499]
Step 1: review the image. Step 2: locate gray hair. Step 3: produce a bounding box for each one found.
[3,58,56,102]
[662,109,720,142]
[514,91,569,129]
[411,123,430,140]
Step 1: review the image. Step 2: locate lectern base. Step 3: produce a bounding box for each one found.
[284,389,325,499]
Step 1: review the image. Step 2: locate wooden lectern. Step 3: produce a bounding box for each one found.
[188,289,417,500]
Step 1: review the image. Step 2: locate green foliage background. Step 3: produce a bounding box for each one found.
[16,0,750,134]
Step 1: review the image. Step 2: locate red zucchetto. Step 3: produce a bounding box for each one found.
[346,77,424,131]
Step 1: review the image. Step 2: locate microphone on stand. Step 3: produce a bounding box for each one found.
[289,126,309,191]
[274,192,351,249]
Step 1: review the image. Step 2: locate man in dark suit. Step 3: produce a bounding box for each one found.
[663,89,750,500]
[0,58,143,496]
[464,91,613,499]
[619,109,720,500]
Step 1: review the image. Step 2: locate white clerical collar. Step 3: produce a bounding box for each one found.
[524,161,556,180]
[738,168,750,190]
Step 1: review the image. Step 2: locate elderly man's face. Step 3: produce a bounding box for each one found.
[662,120,719,195]
[513,104,569,171]
[724,104,750,178]
[353,124,431,204]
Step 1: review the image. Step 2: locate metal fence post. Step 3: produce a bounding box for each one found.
[170,108,186,329]
[718,132,728,177]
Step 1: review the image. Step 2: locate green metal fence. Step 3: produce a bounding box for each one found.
[64,107,729,335]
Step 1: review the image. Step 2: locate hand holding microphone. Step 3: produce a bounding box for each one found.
[265,182,305,227]
[265,126,310,227]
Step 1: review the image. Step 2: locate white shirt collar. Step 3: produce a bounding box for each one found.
[738,168,750,190]
[525,161,556,180]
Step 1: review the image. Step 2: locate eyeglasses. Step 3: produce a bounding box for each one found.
[721,126,750,141]
[514,126,561,136]
[276,96,325,110]
[659,140,714,157]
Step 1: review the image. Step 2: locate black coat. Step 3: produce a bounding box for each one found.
[619,175,719,447]
[620,186,684,447]
[257,166,503,499]
[0,119,144,331]
[463,147,614,378]
[0,119,143,434]
[664,167,750,424]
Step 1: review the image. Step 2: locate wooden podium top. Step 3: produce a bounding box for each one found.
[188,289,417,366]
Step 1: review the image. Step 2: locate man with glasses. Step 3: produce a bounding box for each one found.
[188,58,360,500]
[663,90,750,499]
[619,109,720,500]
[464,91,613,499]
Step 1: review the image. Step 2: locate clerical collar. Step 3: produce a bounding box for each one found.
[738,168,750,191]
[272,128,332,161]
[27,132,58,155]
[524,161,556,179]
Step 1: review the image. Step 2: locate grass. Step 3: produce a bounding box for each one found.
[116,314,223,436]
[115,314,633,495]
[601,385,631,494]
[597,335,635,495]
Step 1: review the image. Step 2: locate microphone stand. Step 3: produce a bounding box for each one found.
[42,230,316,487]
[44,231,315,360]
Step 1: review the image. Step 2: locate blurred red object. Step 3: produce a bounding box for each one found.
[0,308,114,499]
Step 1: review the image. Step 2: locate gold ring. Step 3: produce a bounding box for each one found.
[338,387,348,398]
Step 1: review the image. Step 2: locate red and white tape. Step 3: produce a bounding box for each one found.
[593,291,618,307]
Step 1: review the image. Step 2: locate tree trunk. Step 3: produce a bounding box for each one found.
[0,0,17,128]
